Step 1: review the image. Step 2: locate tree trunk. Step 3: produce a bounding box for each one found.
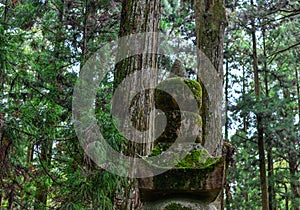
[263,26,275,210]
[115,0,160,155]
[293,53,300,210]
[34,138,53,209]
[250,3,269,209]
[26,141,34,163]
[289,150,300,210]
[117,0,227,208]
[114,0,160,209]
[194,0,227,156]
[296,63,300,118]
[223,49,232,210]
[224,54,229,141]
[283,88,300,210]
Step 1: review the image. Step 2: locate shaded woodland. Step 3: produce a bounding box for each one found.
[0,0,299,209]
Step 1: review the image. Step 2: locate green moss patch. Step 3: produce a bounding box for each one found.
[176,149,222,169]
[183,79,202,105]
[148,143,222,169]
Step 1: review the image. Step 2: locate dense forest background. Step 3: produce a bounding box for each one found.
[0,0,299,209]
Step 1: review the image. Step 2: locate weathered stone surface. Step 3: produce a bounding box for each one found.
[148,143,219,168]
[142,198,217,210]
[139,160,224,203]
[155,77,202,113]
[155,111,202,144]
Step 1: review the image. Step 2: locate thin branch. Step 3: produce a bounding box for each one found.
[268,41,300,64]
[38,153,62,186]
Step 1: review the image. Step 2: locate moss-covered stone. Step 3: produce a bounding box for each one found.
[155,111,202,144]
[175,149,221,169]
[149,143,171,157]
[183,79,202,106]
[155,77,202,113]
[139,160,224,203]
[139,148,225,205]
[148,143,221,169]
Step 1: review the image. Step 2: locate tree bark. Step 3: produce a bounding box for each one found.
[289,150,300,210]
[115,0,160,156]
[224,54,229,141]
[114,0,160,208]
[293,53,300,210]
[223,48,232,210]
[194,0,227,156]
[26,141,34,163]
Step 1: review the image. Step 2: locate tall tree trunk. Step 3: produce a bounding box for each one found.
[115,0,160,157]
[292,52,300,210]
[296,64,300,117]
[194,0,227,155]
[82,0,88,63]
[282,87,300,210]
[34,138,53,209]
[0,120,12,208]
[114,0,160,209]
[250,2,269,209]
[295,53,300,121]
[26,141,34,163]
[224,56,229,141]
[223,50,232,210]
[242,66,248,133]
[289,150,300,210]
[263,26,275,210]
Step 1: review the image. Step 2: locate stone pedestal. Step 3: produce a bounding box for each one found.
[138,152,224,209]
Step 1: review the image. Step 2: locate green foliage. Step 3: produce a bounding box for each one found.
[160,0,195,40]
[0,0,124,209]
[224,0,300,209]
